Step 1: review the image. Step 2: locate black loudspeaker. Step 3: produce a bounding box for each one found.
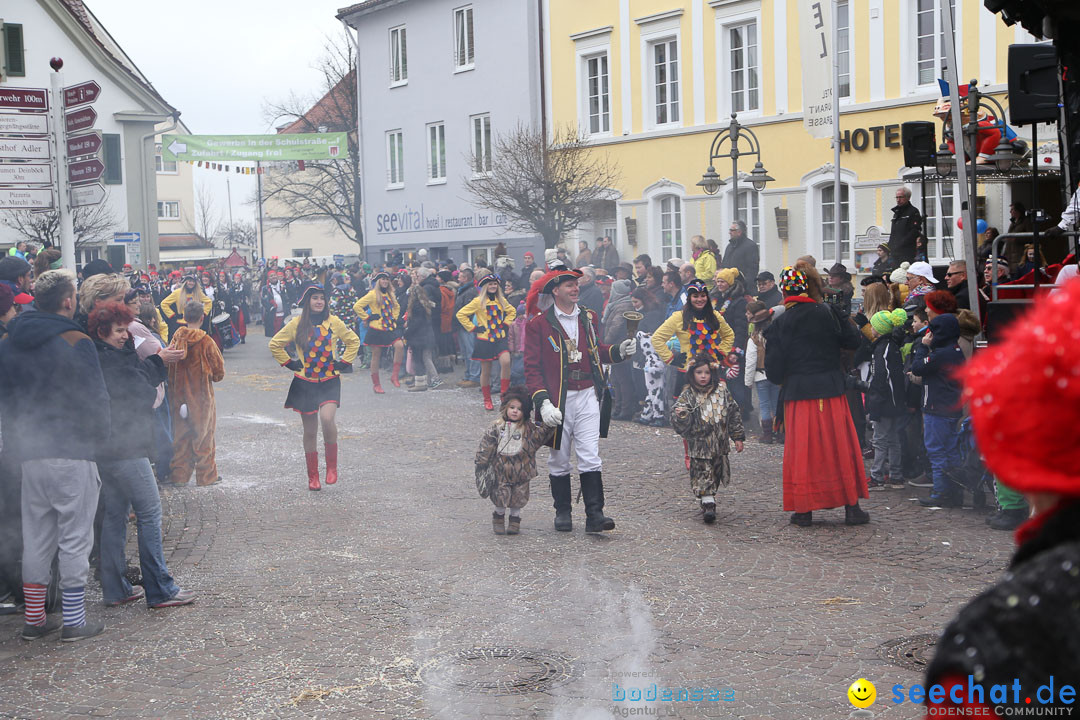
[901,121,936,167]
[1008,43,1059,125]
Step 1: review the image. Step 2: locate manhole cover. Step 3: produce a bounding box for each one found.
[878,634,938,671]
[417,647,581,696]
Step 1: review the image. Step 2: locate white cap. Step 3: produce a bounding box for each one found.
[907,261,937,284]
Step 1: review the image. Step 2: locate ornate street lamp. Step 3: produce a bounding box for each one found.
[935,141,955,177]
[699,114,772,225]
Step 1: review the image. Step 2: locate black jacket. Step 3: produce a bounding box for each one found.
[756,285,782,308]
[95,340,167,461]
[870,255,896,279]
[909,314,964,418]
[453,282,478,331]
[720,235,760,285]
[889,203,923,265]
[0,310,110,462]
[926,500,1080,710]
[764,300,861,401]
[948,279,972,310]
[578,283,605,315]
[404,276,441,350]
[866,334,905,420]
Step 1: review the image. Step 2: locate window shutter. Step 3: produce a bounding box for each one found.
[103,134,122,185]
[3,24,25,77]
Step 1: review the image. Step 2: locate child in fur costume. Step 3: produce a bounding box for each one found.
[473,386,555,535]
[168,300,225,487]
[671,354,746,523]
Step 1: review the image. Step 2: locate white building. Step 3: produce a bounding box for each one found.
[0,0,179,269]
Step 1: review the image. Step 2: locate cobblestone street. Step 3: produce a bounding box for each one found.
[0,342,1015,719]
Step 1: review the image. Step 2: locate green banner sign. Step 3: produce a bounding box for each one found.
[160,133,348,162]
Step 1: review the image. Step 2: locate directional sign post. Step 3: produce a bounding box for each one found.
[70,182,105,208]
[161,132,349,162]
[0,163,52,185]
[0,137,51,160]
[68,158,105,184]
[63,81,101,108]
[0,112,48,135]
[66,130,102,158]
[0,187,53,210]
[0,87,49,112]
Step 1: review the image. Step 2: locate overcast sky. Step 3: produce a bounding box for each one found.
[86,0,351,229]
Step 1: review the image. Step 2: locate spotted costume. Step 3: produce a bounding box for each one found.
[269,314,360,414]
[474,418,555,510]
[671,380,745,499]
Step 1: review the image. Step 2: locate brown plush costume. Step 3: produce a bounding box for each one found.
[168,326,225,485]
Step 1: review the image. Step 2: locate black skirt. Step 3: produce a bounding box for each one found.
[284,376,341,414]
[364,326,401,347]
[473,337,509,361]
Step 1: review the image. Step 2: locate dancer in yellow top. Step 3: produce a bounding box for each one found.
[159,274,213,336]
[456,271,517,410]
[353,271,403,394]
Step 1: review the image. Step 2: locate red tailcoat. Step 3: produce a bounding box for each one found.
[524,305,625,449]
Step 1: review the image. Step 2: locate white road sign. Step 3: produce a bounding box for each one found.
[0,187,53,209]
[0,137,50,160]
[0,163,52,184]
[70,182,105,207]
[0,112,48,135]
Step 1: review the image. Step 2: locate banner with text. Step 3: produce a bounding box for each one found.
[160,133,348,162]
[798,0,834,140]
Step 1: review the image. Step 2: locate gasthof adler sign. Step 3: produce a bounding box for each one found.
[161,133,348,162]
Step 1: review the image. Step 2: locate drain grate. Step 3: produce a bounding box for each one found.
[878,633,938,671]
[417,647,581,696]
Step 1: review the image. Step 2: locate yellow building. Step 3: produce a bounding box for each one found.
[544,0,1053,277]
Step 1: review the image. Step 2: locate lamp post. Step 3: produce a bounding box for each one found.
[698,113,773,232]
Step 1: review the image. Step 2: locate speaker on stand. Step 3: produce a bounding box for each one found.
[901,122,937,233]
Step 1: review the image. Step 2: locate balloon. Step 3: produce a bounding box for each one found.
[957,217,963,229]
[976,219,988,235]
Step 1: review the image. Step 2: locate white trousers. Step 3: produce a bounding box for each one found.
[547,388,602,476]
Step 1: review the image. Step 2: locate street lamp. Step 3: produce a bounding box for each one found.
[699,113,772,226]
[935,141,955,177]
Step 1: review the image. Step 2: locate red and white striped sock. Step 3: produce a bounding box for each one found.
[23,583,47,626]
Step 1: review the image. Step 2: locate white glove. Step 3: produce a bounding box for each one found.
[179,403,188,420]
[619,338,637,359]
[540,399,563,427]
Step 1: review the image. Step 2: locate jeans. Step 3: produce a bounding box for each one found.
[923,413,960,497]
[870,416,903,481]
[458,328,481,381]
[754,379,781,422]
[98,458,179,606]
[153,395,174,479]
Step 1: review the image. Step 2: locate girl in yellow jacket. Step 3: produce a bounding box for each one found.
[160,274,213,334]
[352,271,404,393]
[455,271,517,410]
[270,285,360,492]
[651,280,735,393]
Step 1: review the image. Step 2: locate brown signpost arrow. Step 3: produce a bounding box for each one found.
[63,81,101,108]
[66,131,102,158]
[68,158,105,184]
[65,106,97,134]
[0,87,48,112]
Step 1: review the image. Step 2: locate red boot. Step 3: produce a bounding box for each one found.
[371,371,384,394]
[500,378,510,398]
[391,361,402,388]
[324,443,338,485]
[482,385,494,411]
[305,451,321,491]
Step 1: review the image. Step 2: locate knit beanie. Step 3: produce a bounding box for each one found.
[715,267,739,287]
[889,262,910,285]
[870,308,907,336]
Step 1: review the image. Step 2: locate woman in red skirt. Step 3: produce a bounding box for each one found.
[763,266,869,526]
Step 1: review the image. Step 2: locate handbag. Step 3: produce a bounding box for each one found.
[475,464,495,499]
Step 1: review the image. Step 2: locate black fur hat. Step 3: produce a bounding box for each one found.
[501,385,532,414]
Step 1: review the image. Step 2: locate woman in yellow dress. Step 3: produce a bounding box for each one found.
[455,271,517,410]
[352,271,404,394]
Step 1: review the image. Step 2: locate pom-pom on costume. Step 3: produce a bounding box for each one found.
[167,326,225,486]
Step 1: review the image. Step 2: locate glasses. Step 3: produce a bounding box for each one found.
[944,271,965,277]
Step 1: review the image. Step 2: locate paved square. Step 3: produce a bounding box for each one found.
[0,343,1014,718]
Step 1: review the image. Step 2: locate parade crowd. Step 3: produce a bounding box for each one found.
[0,184,1077,658]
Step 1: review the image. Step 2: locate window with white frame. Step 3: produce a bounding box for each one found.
[454,6,475,71]
[916,0,955,87]
[735,190,761,245]
[386,130,404,187]
[390,25,407,85]
[584,52,611,135]
[155,144,177,174]
[659,195,682,262]
[922,183,956,260]
[837,1,851,99]
[650,38,680,126]
[157,201,180,219]
[427,123,446,182]
[727,22,759,113]
[471,114,492,174]
[820,183,851,264]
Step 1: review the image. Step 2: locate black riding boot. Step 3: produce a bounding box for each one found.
[550,474,573,532]
[579,471,615,533]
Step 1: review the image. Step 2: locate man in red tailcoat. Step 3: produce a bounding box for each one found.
[524,268,636,533]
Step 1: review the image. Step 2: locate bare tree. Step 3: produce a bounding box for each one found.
[219,220,258,249]
[465,124,621,249]
[194,182,221,245]
[2,197,121,249]
[261,34,362,252]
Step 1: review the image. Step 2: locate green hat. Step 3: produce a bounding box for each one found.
[870,308,907,336]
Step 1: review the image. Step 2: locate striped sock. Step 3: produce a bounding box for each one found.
[23,583,46,626]
[61,587,86,628]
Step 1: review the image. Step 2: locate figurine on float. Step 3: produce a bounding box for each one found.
[934,79,1028,166]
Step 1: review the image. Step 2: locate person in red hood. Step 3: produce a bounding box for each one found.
[920,278,1080,716]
